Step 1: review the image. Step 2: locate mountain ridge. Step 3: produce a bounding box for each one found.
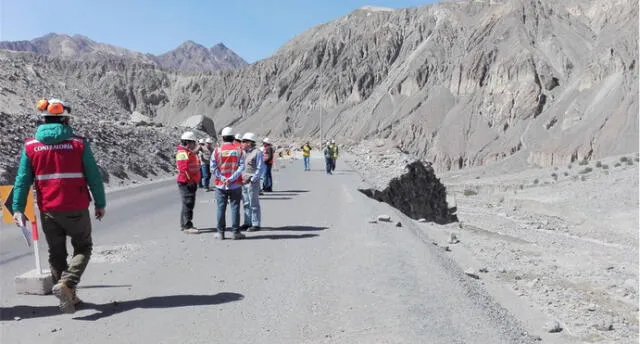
[0,33,248,72]
[0,0,637,179]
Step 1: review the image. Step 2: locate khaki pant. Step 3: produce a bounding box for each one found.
[41,209,92,288]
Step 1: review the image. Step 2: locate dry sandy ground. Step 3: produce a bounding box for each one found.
[341,139,638,343]
[423,153,640,343]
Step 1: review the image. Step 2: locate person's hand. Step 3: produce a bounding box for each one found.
[13,212,26,227]
[95,208,106,221]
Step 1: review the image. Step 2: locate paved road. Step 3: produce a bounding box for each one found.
[0,153,536,344]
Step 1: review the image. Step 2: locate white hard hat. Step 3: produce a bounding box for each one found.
[235,133,242,140]
[181,131,197,141]
[263,137,271,144]
[221,127,233,137]
[198,138,205,144]
[205,138,213,143]
[241,132,257,142]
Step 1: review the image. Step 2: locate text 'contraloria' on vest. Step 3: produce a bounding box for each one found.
[24,136,90,211]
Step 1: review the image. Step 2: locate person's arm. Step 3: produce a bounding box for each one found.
[210,148,224,182]
[11,148,34,213]
[252,151,265,183]
[228,150,245,182]
[82,140,106,209]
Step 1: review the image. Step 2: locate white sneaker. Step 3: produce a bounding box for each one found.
[214,232,225,240]
[182,227,200,234]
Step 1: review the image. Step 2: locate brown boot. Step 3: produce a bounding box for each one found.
[52,281,76,314]
[71,288,82,305]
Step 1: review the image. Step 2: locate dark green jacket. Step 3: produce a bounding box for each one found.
[12,123,106,212]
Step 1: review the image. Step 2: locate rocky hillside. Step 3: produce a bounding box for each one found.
[0,0,637,185]
[0,33,248,72]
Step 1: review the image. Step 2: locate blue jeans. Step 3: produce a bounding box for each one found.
[325,157,333,174]
[215,187,242,233]
[263,164,273,191]
[242,181,261,227]
[303,156,310,170]
[200,165,211,188]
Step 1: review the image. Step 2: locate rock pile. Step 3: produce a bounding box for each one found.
[350,140,457,224]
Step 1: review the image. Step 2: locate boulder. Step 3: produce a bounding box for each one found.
[130,111,153,124]
[358,160,458,225]
[180,115,216,138]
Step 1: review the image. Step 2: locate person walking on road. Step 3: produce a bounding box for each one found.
[301,141,312,171]
[262,137,274,192]
[211,127,245,240]
[176,132,201,234]
[329,139,339,171]
[240,133,265,232]
[323,141,334,175]
[12,98,106,314]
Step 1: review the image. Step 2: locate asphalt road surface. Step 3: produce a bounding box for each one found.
[0,154,537,344]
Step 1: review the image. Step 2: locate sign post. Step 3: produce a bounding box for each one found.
[1,186,42,275]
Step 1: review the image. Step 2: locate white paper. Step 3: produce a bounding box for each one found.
[19,225,32,247]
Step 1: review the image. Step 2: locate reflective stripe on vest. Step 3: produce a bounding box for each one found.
[24,135,90,211]
[35,172,84,181]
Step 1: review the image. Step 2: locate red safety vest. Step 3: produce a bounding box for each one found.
[24,136,90,211]
[213,142,243,187]
[176,145,201,184]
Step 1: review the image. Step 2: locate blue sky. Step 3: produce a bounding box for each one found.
[0,0,436,63]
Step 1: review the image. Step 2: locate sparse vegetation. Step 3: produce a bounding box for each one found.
[533,179,539,184]
[620,156,629,162]
[568,164,572,169]
[578,159,589,166]
[627,160,633,166]
[579,167,593,174]
[551,173,558,181]
[595,161,602,168]
[581,175,587,181]
[635,157,639,162]
[564,171,569,176]
[463,189,478,196]
[602,164,609,169]
[615,162,622,167]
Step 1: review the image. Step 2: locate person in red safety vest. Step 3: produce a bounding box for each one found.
[211,127,245,240]
[176,131,201,234]
[12,98,106,314]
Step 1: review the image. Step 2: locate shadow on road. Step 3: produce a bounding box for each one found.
[0,252,32,265]
[243,234,318,240]
[262,226,327,232]
[0,292,244,321]
[78,284,133,289]
[268,190,309,193]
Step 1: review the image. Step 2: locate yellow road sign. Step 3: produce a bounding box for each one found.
[0,185,35,224]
